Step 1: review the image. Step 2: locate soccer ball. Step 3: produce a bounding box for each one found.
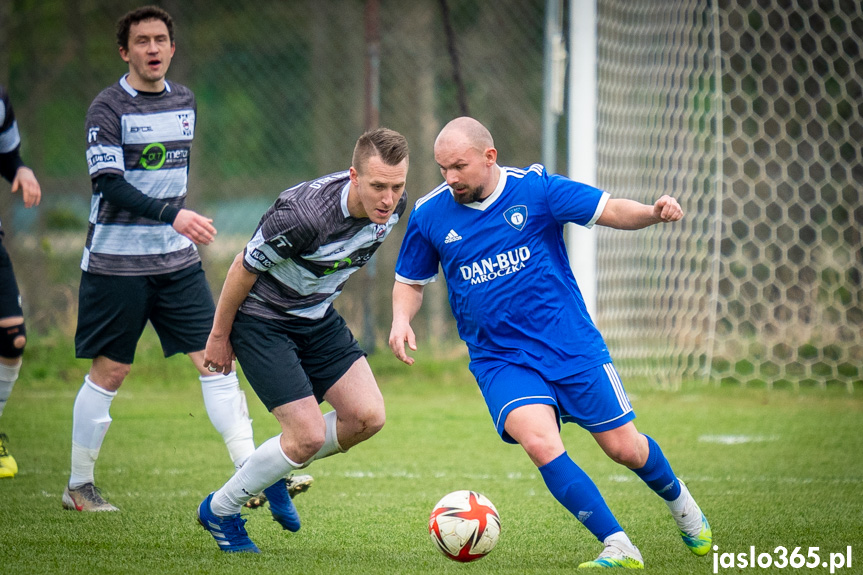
[428,490,501,562]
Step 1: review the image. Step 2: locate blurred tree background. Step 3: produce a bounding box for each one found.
[0,0,556,350]
[2,0,861,389]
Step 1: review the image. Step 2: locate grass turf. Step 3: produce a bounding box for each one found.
[0,331,861,574]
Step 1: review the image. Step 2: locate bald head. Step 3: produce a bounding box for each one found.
[434,116,495,154]
[434,117,500,205]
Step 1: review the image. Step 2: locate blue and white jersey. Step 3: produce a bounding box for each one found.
[395,164,612,380]
[82,74,198,275]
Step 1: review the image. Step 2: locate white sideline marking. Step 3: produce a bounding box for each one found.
[607,474,863,485]
[30,471,863,504]
[609,475,635,483]
[698,434,780,444]
[675,475,863,485]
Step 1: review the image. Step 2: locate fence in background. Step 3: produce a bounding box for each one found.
[596,0,861,390]
[2,0,860,389]
[1,0,551,350]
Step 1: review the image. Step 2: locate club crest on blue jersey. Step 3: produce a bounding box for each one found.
[504,205,528,231]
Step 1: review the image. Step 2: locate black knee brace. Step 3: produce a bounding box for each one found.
[0,323,26,358]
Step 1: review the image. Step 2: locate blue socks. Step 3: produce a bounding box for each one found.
[632,434,681,501]
[537,436,681,542]
[539,452,623,542]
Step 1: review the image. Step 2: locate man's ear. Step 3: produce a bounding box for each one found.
[485,147,498,166]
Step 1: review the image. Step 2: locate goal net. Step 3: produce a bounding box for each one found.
[594,0,862,391]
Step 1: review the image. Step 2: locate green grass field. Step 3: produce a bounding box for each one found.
[1,332,861,574]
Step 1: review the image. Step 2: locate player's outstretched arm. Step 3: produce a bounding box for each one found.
[173,208,217,245]
[596,195,683,230]
[204,252,258,375]
[11,166,41,208]
[389,281,425,366]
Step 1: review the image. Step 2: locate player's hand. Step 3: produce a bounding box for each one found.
[173,208,216,245]
[204,333,234,375]
[388,322,417,366]
[653,195,683,222]
[11,167,41,208]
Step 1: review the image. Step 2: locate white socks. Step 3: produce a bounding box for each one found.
[208,411,346,516]
[306,410,344,464]
[66,372,266,492]
[604,532,642,560]
[69,375,116,488]
[200,372,256,469]
[210,435,302,516]
[669,480,703,535]
[666,478,689,514]
[0,361,21,419]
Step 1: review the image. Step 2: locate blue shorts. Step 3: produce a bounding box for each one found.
[473,362,635,444]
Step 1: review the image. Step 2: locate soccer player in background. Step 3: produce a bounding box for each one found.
[63,5,311,513]
[197,128,409,553]
[0,84,42,479]
[389,116,711,569]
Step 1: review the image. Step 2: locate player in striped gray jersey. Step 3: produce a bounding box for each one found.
[239,169,407,321]
[0,84,42,480]
[196,128,409,552]
[82,76,198,276]
[63,6,260,513]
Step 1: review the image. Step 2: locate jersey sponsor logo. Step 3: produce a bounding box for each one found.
[444,229,463,244]
[166,149,190,160]
[88,152,117,167]
[459,246,531,284]
[177,113,193,137]
[504,205,528,231]
[308,172,346,190]
[323,257,353,275]
[129,125,153,133]
[140,142,167,170]
[88,126,101,143]
[322,252,375,275]
[249,249,275,269]
[269,234,294,250]
[139,143,189,170]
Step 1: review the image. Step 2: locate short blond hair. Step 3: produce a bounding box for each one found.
[352,128,409,174]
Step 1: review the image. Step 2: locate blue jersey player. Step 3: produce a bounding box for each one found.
[389,117,711,569]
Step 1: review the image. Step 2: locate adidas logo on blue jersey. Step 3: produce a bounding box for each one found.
[444,229,463,244]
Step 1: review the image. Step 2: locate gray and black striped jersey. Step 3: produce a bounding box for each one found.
[240,171,408,321]
[0,85,23,231]
[83,74,198,275]
[0,86,21,157]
